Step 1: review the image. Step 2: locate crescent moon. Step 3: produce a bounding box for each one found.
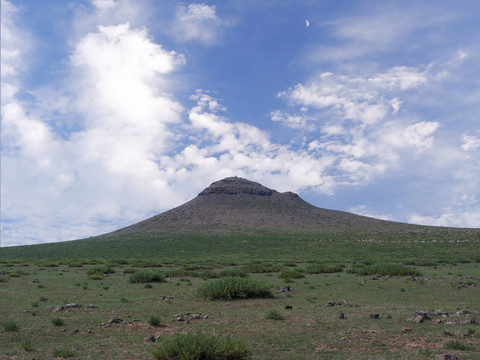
[305,20,310,27]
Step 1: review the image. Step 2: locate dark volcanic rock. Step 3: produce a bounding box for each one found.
[199,177,275,196]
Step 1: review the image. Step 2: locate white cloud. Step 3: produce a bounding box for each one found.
[91,0,117,12]
[408,210,480,228]
[403,121,439,149]
[462,134,480,151]
[172,3,223,44]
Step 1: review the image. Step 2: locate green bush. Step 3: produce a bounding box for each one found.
[278,270,304,279]
[86,265,115,276]
[305,263,343,274]
[347,263,421,276]
[197,276,274,300]
[2,320,19,332]
[265,310,284,320]
[152,332,250,360]
[128,269,166,283]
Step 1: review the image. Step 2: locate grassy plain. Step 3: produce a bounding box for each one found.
[1,233,480,359]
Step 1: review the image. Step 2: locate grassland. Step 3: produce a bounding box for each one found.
[1,232,479,359]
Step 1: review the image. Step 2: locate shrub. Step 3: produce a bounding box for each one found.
[51,318,65,327]
[31,301,39,308]
[2,320,19,332]
[265,310,284,320]
[152,332,250,360]
[278,270,304,279]
[241,263,283,273]
[444,340,470,351]
[219,269,248,278]
[86,265,115,276]
[128,270,166,283]
[148,316,162,327]
[119,297,128,303]
[347,263,421,276]
[305,263,343,274]
[197,277,274,300]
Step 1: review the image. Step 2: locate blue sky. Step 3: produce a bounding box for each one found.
[1,0,480,246]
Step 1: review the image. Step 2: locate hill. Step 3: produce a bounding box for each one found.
[109,176,415,236]
[1,176,479,262]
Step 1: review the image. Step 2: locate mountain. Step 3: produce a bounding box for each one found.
[109,176,421,236]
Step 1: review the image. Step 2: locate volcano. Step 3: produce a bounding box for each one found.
[109,176,407,236]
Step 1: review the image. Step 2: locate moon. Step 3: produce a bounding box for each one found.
[305,20,310,27]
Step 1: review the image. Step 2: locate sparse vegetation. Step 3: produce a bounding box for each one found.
[305,263,344,274]
[21,339,34,352]
[152,332,251,360]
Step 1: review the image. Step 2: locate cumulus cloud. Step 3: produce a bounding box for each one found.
[172,3,223,44]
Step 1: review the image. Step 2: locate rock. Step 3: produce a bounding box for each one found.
[144,335,156,342]
[87,304,98,309]
[339,312,345,319]
[369,313,380,319]
[443,330,453,336]
[173,314,184,322]
[463,333,472,338]
[402,327,412,333]
[104,318,124,327]
[325,301,336,307]
[284,305,293,310]
[280,286,291,292]
[387,315,392,319]
[65,303,81,309]
[444,354,458,360]
[338,337,346,341]
[414,310,430,323]
[434,319,443,324]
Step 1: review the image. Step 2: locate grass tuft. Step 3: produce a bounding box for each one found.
[152,332,250,360]
[51,318,65,327]
[305,263,344,274]
[265,309,284,320]
[148,316,162,327]
[21,339,34,352]
[197,276,274,300]
[3,320,19,332]
[52,347,75,358]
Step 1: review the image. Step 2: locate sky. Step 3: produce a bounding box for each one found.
[1,0,480,247]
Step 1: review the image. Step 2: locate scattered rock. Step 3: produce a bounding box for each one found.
[325,301,336,307]
[71,329,79,334]
[284,305,293,310]
[463,333,472,338]
[102,318,124,327]
[387,315,392,319]
[144,335,156,342]
[339,312,345,319]
[87,304,98,309]
[443,330,453,336]
[280,286,291,292]
[172,313,208,323]
[434,319,443,324]
[402,327,412,333]
[158,295,175,301]
[369,313,380,319]
[338,337,346,342]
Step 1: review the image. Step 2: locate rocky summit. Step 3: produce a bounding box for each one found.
[108,176,412,236]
